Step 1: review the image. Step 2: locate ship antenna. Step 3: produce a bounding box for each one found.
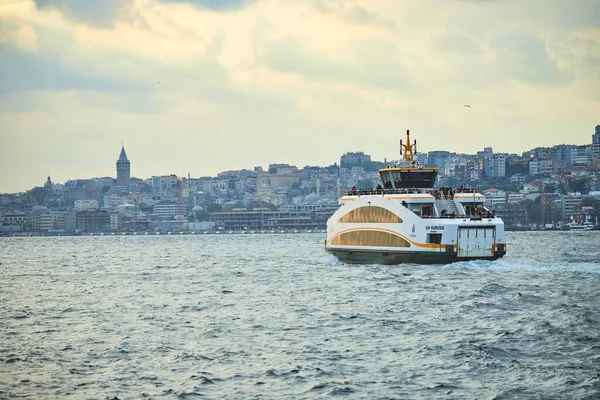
[402,130,416,161]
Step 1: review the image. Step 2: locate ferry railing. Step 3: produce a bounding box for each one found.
[421,215,495,220]
[421,211,496,219]
[345,188,430,196]
[344,187,479,197]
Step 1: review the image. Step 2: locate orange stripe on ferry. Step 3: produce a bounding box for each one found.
[327,227,443,249]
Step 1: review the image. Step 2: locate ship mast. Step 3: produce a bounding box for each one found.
[399,130,417,162]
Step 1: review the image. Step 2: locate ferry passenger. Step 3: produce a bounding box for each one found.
[351,186,357,195]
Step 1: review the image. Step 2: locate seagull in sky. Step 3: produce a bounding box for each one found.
[464,104,472,108]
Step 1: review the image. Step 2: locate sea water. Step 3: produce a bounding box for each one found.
[1,231,599,399]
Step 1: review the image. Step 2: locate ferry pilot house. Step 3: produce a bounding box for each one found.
[379,167,438,189]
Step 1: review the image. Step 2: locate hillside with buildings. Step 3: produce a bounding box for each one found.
[2,126,599,234]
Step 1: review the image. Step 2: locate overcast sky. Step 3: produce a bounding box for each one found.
[1,0,599,193]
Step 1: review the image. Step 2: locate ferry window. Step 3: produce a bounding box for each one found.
[428,233,442,244]
[391,170,438,188]
[422,206,432,217]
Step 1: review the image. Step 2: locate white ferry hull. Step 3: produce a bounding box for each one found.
[325,193,506,265]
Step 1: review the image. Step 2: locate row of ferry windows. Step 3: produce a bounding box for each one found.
[379,171,438,189]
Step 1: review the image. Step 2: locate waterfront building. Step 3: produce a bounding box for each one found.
[26,207,48,232]
[76,210,110,232]
[65,213,76,233]
[0,224,22,233]
[0,212,26,232]
[116,145,131,187]
[1,212,26,227]
[184,221,215,232]
[211,207,336,231]
[39,211,67,233]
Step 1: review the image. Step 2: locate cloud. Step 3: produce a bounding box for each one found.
[432,31,482,54]
[32,0,257,28]
[34,0,127,27]
[312,1,396,30]
[258,35,410,90]
[159,0,259,11]
[0,42,152,95]
[536,0,600,30]
[490,30,572,85]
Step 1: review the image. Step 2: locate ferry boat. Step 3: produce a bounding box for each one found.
[325,130,507,264]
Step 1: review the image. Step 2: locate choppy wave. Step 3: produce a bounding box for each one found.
[1,231,599,399]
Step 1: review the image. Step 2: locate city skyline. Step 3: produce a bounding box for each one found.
[1,0,599,193]
[3,128,599,195]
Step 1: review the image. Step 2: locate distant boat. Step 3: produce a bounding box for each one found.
[567,223,594,231]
